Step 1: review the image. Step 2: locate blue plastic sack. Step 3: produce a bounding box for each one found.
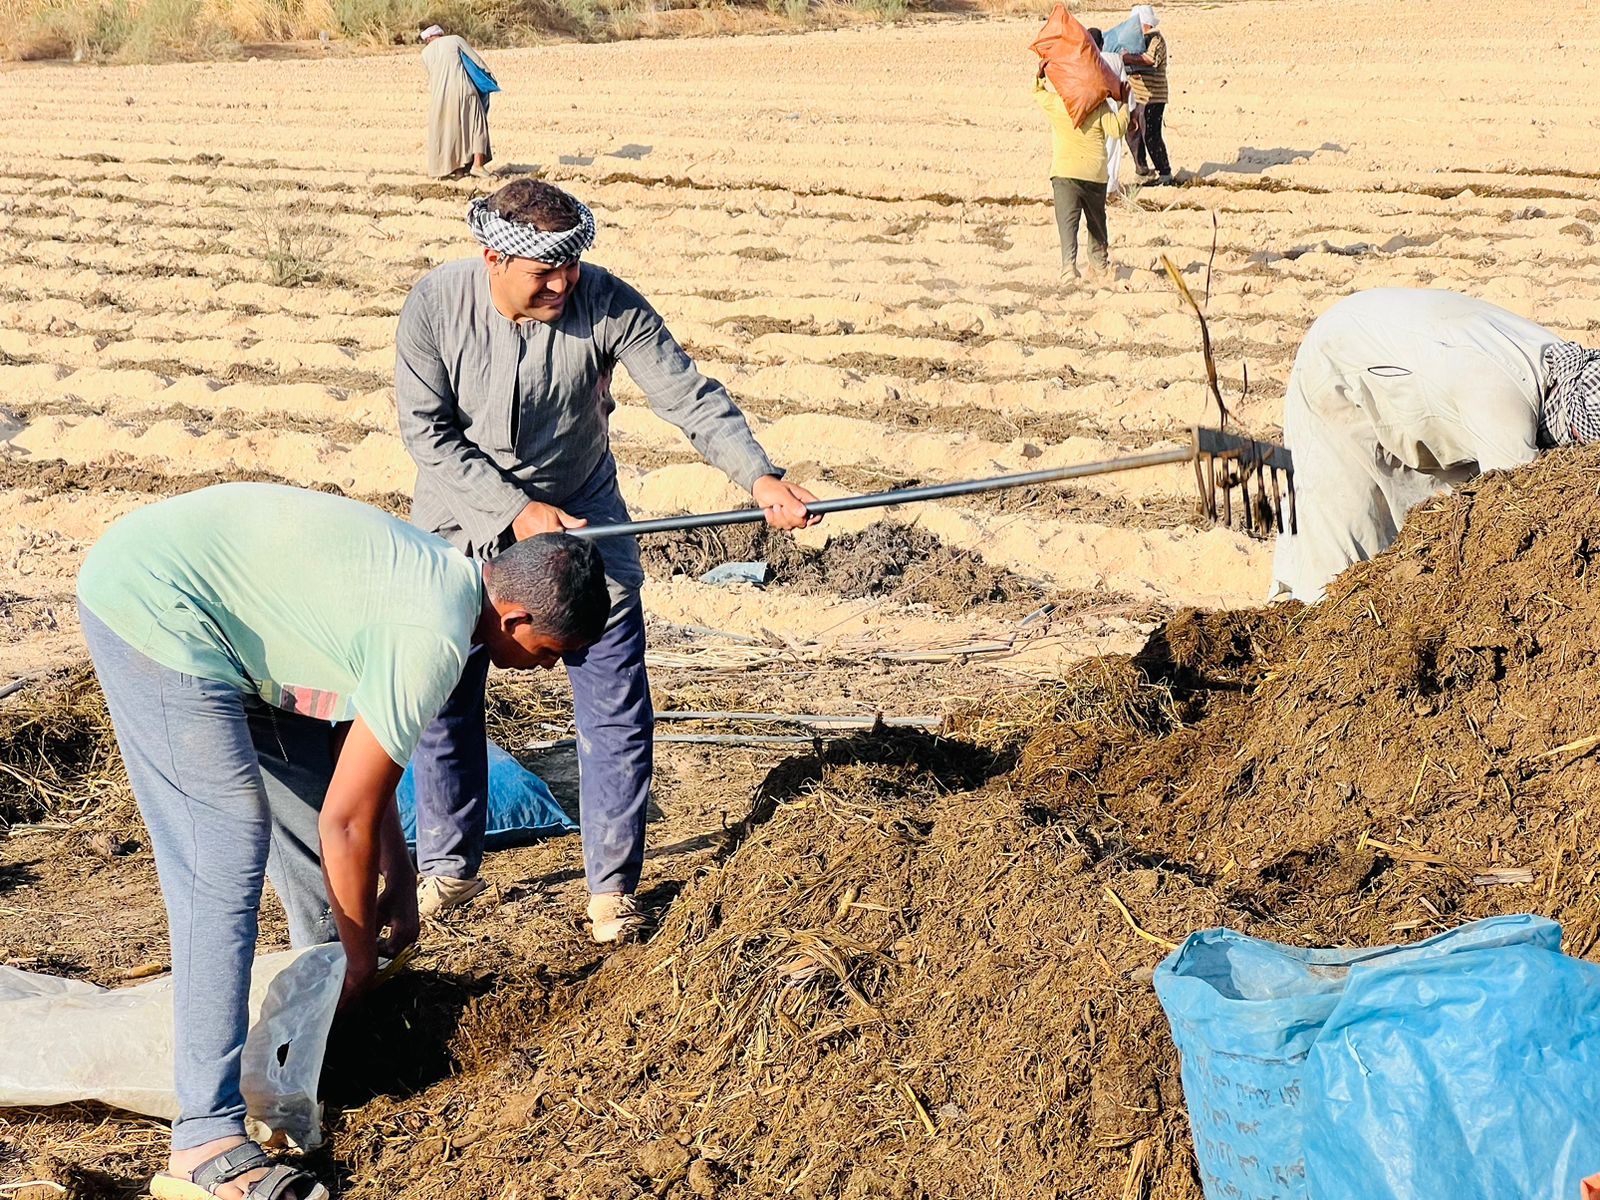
[1153,914,1564,1200]
[1303,938,1600,1199]
[1100,15,1147,56]
[459,50,500,103]
[397,739,574,850]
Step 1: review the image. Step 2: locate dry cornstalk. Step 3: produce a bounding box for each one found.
[1160,253,1229,427]
[1103,886,1178,952]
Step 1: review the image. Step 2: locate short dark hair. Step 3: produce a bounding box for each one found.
[487,180,583,233]
[488,533,610,645]
[1087,26,1104,48]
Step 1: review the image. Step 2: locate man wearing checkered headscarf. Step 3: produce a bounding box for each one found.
[1271,288,1600,603]
[394,180,819,942]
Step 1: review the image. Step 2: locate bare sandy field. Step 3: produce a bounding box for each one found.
[4,2,1600,1193]
[5,0,1597,688]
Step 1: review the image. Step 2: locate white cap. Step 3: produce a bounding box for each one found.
[419,24,444,40]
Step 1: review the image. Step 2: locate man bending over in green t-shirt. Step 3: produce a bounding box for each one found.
[75,482,609,1200]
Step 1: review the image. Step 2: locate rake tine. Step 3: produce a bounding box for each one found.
[1251,458,1263,533]
[1222,458,1233,527]
[1191,448,1207,524]
[1269,462,1284,534]
[1204,453,1217,522]
[1286,465,1299,535]
[1251,452,1263,534]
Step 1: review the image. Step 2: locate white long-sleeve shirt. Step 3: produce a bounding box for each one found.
[1271,288,1564,601]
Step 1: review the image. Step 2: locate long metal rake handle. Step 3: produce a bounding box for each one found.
[569,445,1196,541]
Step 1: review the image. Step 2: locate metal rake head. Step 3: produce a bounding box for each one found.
[1190,426,1296,536]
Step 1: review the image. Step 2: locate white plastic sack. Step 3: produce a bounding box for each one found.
[1107,132,1126,196]
[0,945,344,1149]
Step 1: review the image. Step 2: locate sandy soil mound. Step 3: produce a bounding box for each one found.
[288,449,1600,1200]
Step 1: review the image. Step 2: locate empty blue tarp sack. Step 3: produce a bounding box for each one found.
[1302,933,1600,1199]
[397,740,575,850]
[1152,914,1566,1200]
[460,51,500,106]
[1100,15,1146,55]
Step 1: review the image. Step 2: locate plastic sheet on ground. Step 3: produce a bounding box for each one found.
[1155,914,1600,1200]
[0,944,344,1149]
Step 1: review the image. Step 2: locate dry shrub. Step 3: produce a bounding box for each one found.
[1,0,241,61]
[0,0,136,60]
[212,0,339,40]
[120,0,237,59]
[244,195,341,288]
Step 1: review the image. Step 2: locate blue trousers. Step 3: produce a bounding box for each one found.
[410,587,653,894]
[80,605,338,1150]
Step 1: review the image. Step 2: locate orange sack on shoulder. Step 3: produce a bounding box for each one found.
[1582,1173,1599,1200]
[1031,3,1121,127]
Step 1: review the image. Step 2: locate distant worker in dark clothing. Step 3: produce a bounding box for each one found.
[1122,5,1173,184]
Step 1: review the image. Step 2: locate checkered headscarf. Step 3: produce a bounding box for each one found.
[1538,340,1600,446]
[466,194,596,266]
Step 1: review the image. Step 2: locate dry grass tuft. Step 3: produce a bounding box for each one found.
[0,667,130,830]
[243,195,341,288]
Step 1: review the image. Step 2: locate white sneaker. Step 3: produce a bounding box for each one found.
[587,893,644,944]
[417,874,487,918]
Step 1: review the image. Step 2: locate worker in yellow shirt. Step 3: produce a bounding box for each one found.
[1033,62,1131,282]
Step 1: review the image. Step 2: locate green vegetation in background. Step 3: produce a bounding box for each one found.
[0,0,974,61]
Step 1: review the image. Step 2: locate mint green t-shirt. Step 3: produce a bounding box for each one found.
[77,483,484,767]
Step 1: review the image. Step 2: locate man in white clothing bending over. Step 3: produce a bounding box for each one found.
[1271,288,1600,602]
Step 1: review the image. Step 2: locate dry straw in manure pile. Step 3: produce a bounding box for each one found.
[11,450,1600,1199]
[326,446,1600,1200]
[0,667,128,831]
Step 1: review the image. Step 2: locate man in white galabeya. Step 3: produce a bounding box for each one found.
[1272,288,1600,601]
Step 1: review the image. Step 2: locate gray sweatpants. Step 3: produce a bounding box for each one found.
[80,604,338,1150]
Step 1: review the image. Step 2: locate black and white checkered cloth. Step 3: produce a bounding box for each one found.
[1539,340,1600,446]
[466,195,596,265]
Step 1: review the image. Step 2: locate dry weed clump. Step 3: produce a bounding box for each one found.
[0,666,129,830]
[244,195,341,288]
